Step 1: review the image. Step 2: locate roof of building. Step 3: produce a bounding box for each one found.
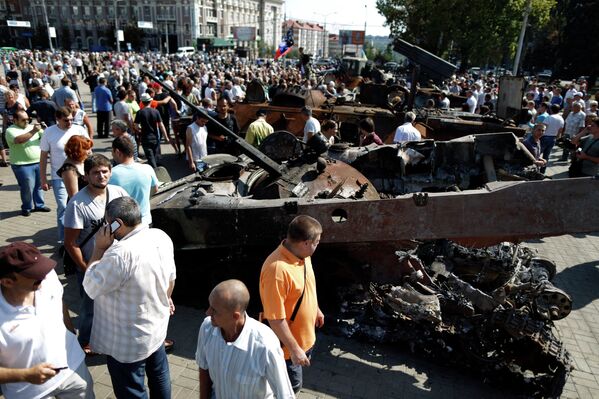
[284,19,324,32]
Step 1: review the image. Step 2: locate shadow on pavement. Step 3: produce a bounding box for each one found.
[555,260,599,310]
[303,333,510,398]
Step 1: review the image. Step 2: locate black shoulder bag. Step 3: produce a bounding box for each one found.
[63,189,110,274]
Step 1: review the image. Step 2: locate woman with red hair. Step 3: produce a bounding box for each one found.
[57,135,93,200]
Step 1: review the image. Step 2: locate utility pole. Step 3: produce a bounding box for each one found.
[513,0,532,76]
[41,0,53,52]
[114,0,121,53]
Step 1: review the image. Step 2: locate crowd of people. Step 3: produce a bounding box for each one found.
[0,47,598,398]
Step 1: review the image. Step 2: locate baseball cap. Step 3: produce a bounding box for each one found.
[0,242,56,280]
[574,91,583,97]
[151,82,161,89]
[140,93,152,103]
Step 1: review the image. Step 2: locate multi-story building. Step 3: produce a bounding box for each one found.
[0,0,284,52]
[328,34,341,57]
[282,19,328,58]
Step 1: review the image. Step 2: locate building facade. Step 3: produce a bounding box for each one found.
[283,19,328,58]
[0,0,283,52]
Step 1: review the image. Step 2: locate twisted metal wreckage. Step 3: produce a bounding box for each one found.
[142,67,599,397]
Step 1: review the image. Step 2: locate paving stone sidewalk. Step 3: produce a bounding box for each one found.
[1,82,598,398]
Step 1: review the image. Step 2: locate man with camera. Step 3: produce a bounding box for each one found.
[5,110,50,216]
[569,119,599,177]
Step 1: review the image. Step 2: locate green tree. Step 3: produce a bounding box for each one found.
[376,0,555,69]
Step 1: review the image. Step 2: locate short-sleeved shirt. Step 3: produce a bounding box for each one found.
[109,163,158,226]
[64,185,129,262]
[580,135,599,176]
[114,100,131,123]
[260,242,318,359]
[39,124,88,179]
[0,270,85,399]
[246,118,274,148]
[523,136,542,160]
[544,114,564,137]
[303,117,321,142]
[5,125,42,165]
[564,111,586,137]
[94,85,113,112]
[195,315,294,399]
[135,107,162,144]
[27,100,58,126]
[83,226,176,363]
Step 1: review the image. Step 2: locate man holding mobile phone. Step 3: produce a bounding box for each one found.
[0,242,94,398]
[84,197,176,398]
[63,154,129,354]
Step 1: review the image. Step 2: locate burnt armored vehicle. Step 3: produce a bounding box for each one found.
[144,69,597,397]
[232,38,526,145]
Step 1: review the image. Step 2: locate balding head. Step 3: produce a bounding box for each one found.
[210,279,250,313]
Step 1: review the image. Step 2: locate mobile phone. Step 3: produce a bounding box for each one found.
[52,366,68,371]
[109,220,122,234]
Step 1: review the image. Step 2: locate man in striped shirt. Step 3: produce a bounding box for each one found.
[196,280,294,399]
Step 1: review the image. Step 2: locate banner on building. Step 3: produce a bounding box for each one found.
[7,20,31,28]
[137,21,153,29]
[233,27,256,41]
[339,30,365,46]
[49,27,56,38]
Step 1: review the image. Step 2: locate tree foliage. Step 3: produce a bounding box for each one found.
[376,0,555,69]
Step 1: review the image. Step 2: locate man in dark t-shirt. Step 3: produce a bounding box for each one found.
[26,89,58,126]
[134,94,169,168]
[207,98,238,154]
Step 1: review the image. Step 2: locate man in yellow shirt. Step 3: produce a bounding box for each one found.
[245,109,274,148]
[260,215,325,394]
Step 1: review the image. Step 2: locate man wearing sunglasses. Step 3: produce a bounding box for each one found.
[40,107,89,243]
[5,110,49,216]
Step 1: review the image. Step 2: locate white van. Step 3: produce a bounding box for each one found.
[176,47,195,58]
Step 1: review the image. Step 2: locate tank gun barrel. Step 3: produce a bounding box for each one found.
[139,67,284,178]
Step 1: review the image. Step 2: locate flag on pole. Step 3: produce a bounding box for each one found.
[275,28,294,60]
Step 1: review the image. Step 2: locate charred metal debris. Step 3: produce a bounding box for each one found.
[332,240,572,398]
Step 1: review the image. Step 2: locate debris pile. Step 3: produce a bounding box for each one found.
[333,241,572,398]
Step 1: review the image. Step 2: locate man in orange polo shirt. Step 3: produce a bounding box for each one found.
[260,215,325,394]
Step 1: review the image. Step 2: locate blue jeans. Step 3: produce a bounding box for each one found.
[106,345,171,399]
[52,178,68,242]
[285,347,313,394]
[540,136,557,174]
[76,268,94,346]
[11,163,45,211]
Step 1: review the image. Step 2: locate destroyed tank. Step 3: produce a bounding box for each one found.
[144,70,597,397]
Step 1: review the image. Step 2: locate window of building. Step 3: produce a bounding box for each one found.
[72,6,78,16]
[96,6,103,16]
[84,6,90,16]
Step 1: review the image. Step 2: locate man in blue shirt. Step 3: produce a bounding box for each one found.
[94,77,113,138]
[109,136,158,226]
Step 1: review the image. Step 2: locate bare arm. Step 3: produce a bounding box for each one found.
[62,301,76,334]
[61,169,79,199]
[13,125,42,144]
[185,128,196,171]
[268,319,310,366]
[0,365,57,385]
[199,368,212,399]
[40,150,49,190]
[64,228,87,271]
[83,114,94,140]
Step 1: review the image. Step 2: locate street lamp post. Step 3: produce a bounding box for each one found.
[41,0,53,52]
[114,0,121,53]
[314,11,336,58]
